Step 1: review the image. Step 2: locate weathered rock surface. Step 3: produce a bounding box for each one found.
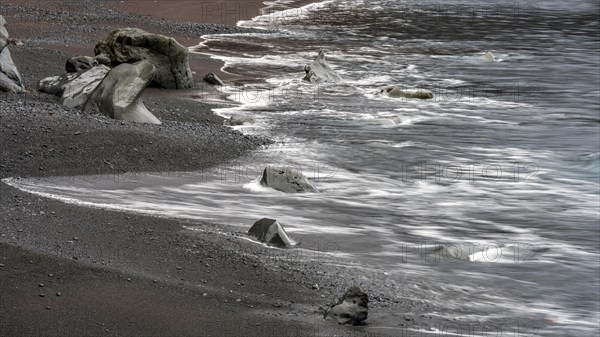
[260,166,318,193]
[324,286,369,325]
[66,56,97,73]
[203,72,224,85]
[0,16,9,51]
[484,51,495,62]
[94,28,193,89]
[0,15,24,93]
[60,65,110,109]
[247,218,296,248]
[84,60,160,124]
[38,73,79,96]
[303,50,342,83]
[382,86,433,99]
[227,114,255,126]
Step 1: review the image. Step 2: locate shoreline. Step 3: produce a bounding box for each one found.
[0,1,406,336]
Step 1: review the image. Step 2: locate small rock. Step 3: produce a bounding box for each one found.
[39,294,45,297]
[56,292,61,297]
[126,278,131,282]
[38,283,44,287]
[312,284,320,290]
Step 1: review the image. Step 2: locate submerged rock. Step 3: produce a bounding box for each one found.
[94,28,193,89]
[0,15,24,93]
[260,166,318,193]
[484,51,495,62]
[303,50,342,83]
[227,114,255,126]
[324,286,369,325]
[66,56,98,73]
[248,218,297,248]
[382,86,433,99]
[61,65,110,109]
[84,60,160,124]
[203,72,224,85]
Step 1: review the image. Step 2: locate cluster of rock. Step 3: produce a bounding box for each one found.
[302,50,435,100]
[0,15,25,93]
[244,167,368,325]
[37,28,196,124]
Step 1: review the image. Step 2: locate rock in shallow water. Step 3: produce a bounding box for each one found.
[227,114,255,126]
[324,286,369,325]
[203,72,224,85]
[382,86,433,99]
[260,166,318,193]
[247,218,297,248]
[303,50,342,83]
[84,60,161,124]
[94,28,193,89]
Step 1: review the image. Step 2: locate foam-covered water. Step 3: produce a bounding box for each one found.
[6,0,599,335]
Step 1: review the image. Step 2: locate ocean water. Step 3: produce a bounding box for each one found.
[5,0,599,335]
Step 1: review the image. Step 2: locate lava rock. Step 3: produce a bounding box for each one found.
[324,286,369,325]
[381,86,433,99]
[0,15,24,93]
[303,50,342,83]
[203,72,224,85]
[260,166,318,193]
[66,56,98,73]
[227,114,255,126]
[94,28,193,89]
[60,65,110,109]
[84,60,161,124]
[247,218,297,248]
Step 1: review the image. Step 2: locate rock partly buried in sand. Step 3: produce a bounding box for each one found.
[227,114,255,126]
[324,286,369,325]
[38,73,79,96]
[66,56,98,73]
[0,15,24,93]
[303,50,342,83]
[61,65,111,109]
[382,86,433,99]
[94,28,193,89]
[203,72,224,86]
[248,218,297,248]
[84,60,161,124]
[260,167,318,193]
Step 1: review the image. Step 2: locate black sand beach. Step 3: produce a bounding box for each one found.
[0,1,411,336]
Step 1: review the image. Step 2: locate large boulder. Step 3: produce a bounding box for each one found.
[38,73,79,96]
[84,60,160,124]
[303,50,342,83]
[0,15,24,93]
[323,286,369,325]
[248,218,297,248]
[66,56,97,73]
[260,166,318,193]
[382,86,433,99]
[60,65,110,109]
[94,28,193,89]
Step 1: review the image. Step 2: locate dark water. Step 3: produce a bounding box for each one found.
[6,0,599,335]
